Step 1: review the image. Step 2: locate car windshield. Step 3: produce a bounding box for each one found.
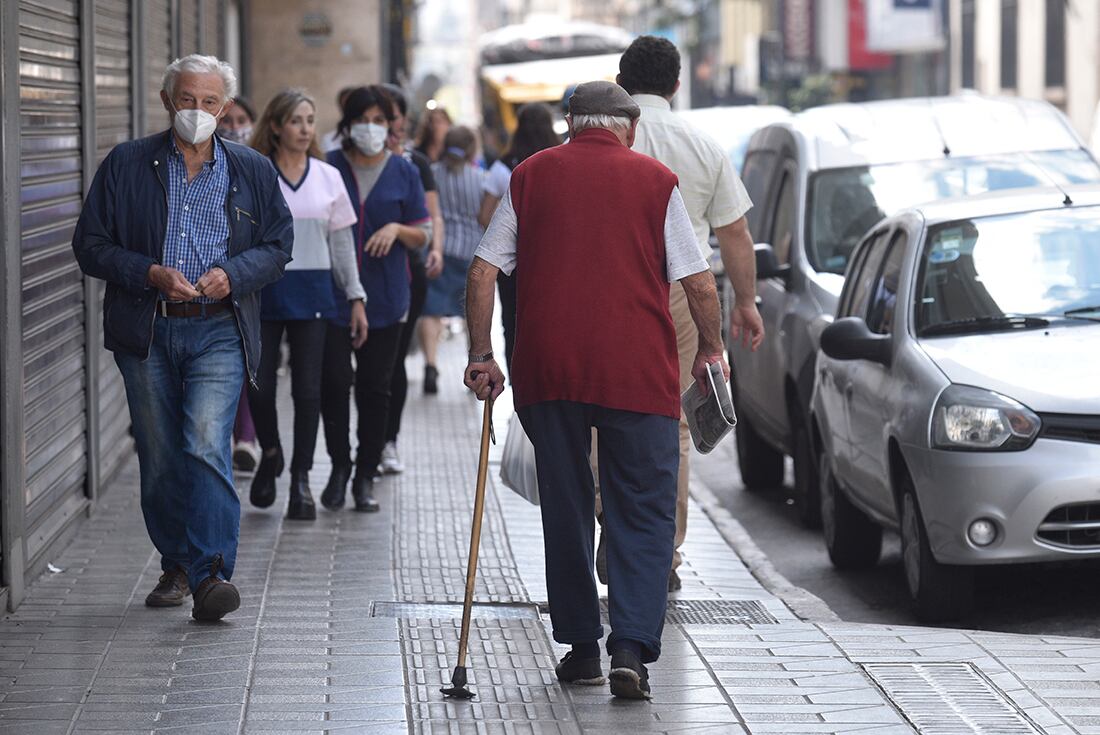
[808,149,1100,275]
[916,206,1100,336]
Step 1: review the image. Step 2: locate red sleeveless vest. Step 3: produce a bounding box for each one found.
[509,128,681,419]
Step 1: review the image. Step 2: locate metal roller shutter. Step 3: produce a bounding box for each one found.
[202,0,222,57]
[18,0,88,565]
[94,0,132,484]
[144,0,171,136]
[179,0,199,56]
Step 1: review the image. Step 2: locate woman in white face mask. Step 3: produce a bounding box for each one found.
[318,85,433,514]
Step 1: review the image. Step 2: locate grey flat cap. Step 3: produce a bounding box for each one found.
[568,80,640,120]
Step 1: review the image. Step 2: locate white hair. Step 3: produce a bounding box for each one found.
[570,113,633,135]
[162,54,238,102]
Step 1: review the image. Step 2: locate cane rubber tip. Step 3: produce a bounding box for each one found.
[440,685,477,699]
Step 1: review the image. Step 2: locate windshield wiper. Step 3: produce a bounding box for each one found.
[920,315,1050,337]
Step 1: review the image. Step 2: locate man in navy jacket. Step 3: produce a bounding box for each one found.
[72,54,293,621]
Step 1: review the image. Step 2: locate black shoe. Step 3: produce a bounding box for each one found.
[609,649,651,700]
[351,474,380,512]
[144,568,189,607]
[191,576,241,622]
[554,651,605,685]
[286,471,317,521]
[424,365,439,395]
[249,447,283,508]
[321,463,352,511]
[668,568,682,592]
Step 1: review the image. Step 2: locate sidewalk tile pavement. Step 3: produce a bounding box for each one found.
[0,339,1098,733]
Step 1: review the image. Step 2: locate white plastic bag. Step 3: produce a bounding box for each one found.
[499,413,539,505]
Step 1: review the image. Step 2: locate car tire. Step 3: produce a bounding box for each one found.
[899,475,975,622]
[735,413,784,491]
[793,417,821,528]
[820,453,881,569]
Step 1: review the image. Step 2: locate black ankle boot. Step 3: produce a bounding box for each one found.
[424,365,439,395]
[351,473,380,513]
[320,463,352,511]
[286,471,317,521]
[250,447,283,508]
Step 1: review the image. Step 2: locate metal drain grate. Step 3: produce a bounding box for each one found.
[370,601,541,620]
[534,599,778,625]
[664,599,778,625]
[864,662,1042,734]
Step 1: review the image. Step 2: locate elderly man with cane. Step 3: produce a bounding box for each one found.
[463,81,728,700]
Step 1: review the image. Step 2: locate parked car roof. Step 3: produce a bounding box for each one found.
[902,183,1100,226]
[776,94,1087,170]
[677,105,790,170]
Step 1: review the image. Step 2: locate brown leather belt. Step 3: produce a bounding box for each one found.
[157,301,232,318]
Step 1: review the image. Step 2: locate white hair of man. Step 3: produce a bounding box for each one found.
[569,113,632,135]
[162,54,238,102]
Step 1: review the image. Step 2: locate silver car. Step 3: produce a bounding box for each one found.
[734,95,1100,528]
[812,185,1100,621]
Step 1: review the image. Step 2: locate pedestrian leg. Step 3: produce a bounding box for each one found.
[594,406,678,663]
[668,282,697,574]
[285,320,328,474]
[177,312,245,590]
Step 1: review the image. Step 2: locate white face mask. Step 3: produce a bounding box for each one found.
[171,102,222,145]
[350,122,388,156]
[219,125,252,144]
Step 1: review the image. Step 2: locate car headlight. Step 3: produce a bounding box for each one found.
[931,385,1041,451]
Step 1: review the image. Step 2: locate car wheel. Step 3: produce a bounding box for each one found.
[735,413,784,490]
[793,418,821,528]
[899,475,974,622]
[820,452,881,569]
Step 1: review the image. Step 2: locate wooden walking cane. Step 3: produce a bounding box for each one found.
[441,394,495,700]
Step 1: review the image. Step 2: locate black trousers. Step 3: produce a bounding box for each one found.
[497,271,517,374]
[248,319,327,474]
[320,321,403,476]
[386,255,428,443]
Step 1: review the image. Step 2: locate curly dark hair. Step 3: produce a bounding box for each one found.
[618,35,681,97]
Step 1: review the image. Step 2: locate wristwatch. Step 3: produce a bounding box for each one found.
[468,350,494,363]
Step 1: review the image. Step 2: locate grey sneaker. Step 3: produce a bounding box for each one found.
[380,441,404,474]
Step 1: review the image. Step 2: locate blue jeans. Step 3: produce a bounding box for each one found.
[115,311,245,592]
[518,401,678,664]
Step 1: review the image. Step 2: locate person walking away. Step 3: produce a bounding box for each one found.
[612,35,765,591]
[379,84,444,473]
[71,54,293,621]
[245,89,367,519]
[418,127,486,388]
[464,81,728,699]
[478,103,560,374]
[414,107,452,163]
[319,85,431,513]
[216,95,262,471]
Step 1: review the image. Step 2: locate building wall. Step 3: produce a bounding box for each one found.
[247,0,384,138]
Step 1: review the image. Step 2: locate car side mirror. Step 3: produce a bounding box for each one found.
[820,317,892,366]
[755,243,791,283]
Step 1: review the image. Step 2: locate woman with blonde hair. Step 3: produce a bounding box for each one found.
[246,89,368,520]
[418,126,485,392]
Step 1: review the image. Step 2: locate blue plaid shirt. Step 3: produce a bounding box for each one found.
[162,138,231,303]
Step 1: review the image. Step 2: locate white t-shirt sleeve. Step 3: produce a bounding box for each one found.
[482,160,512,198]
[327,170,359,232]
[665,187,710,282]
[705,153,753,230]
[473,186,518,275]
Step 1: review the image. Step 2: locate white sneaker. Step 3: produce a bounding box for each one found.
[380,441,405,474]
[233,440,261,472]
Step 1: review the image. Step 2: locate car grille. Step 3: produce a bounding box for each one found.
[1039,413,1100,445]
[1037,503,1100,548]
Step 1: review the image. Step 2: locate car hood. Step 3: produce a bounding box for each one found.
[919,323,1100,413]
